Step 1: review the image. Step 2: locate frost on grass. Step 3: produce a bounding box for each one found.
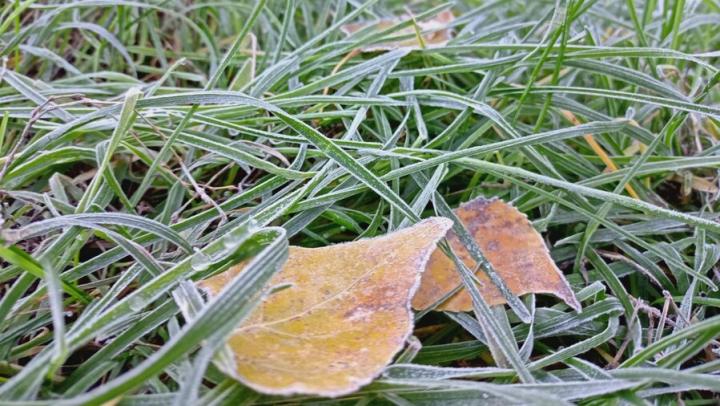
[199,217,452,397]
[413,197,580,312]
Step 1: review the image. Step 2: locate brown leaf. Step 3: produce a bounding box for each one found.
[340,10,454,52]
[412,197,580,312]
[199,217,452,397]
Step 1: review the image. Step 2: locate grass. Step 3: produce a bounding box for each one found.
[0,0,719,404]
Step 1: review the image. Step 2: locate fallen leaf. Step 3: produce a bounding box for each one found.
[199,217,452,397]
[340,10,454,52]
[412,197,580,312]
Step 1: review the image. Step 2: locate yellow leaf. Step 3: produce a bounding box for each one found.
[413,197,580,312]
[199,217,452,397]
[340,10,454,52]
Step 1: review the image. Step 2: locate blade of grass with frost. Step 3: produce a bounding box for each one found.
[401,121,628,173]
[426,63,498,150]
[528,317,620,371]
[0,218,264,398]
[75,88,139,212]
[585,249,634,318]
[463,295,620,342]
[283,0,380,58]
[398,166,446,230]
[56,22,136,77]
[1,213,192,252]
[170,282,231,406]
[289,121,635,217]
[59,301,178,394]
[38,220,166,276]
[210,161,335,240]
[533,2,587,132]
[130,0,267,205]
[420,298,622,365]
[423,43,715,66]
[386,316,620,378]
[0,0,34,38]
[280,49,410,99]
[444,243,534,382]
[430,187,532,322]
[42,260,68,377]
[517,295,536,361]
[383,364,514,380]
[271,0,294,65]
[358,3,454,44]
[389,90,602,198]
[579,156,720,188]
[62,227,288,405]
[73,263,145,327]
[172,333,223,406]
[0,227,95,320]
[0,250,81,398]
[622,315,720,367]
[93,141,137,212]
[393,44,719,78]
[563,59,687,100]
[573,72,718,275]
[0,70,74,122]
[512,0,569,123]
[20,233,155,287]
[20,1,219,68]
[171,130,312,180]
[658,231,710,366]
[461,158,720,237]
[482,171,715,286]
[270,108,420,221]
[2,147,95,187]
[378,379,569,405]
[341,56,401,142]
[9,91,383,161]
[336,378,636,403]
[656,329,717,369]
[495,85,720,118]
[57,177,287,283]
[0,245,90,304]
[446,312,487,343]
[612,368,720,392]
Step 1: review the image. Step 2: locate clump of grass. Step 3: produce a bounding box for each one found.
[1,0,720,404]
